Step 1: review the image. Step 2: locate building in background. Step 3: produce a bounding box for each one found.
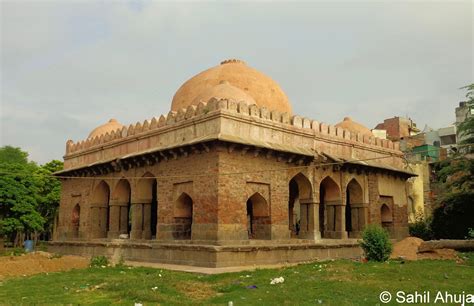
[375,100,472,221]
[374,116,420,141]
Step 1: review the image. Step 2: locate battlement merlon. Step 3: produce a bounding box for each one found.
[62,99,406,173]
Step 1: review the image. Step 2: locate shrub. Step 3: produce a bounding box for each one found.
[409,213,433,241]
[467,228,474,240]
[90,255,109,267]
[359,224,393,262]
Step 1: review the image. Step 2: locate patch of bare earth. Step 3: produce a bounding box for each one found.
[175,281,217,301]
[0,251,89,279]
[390,237,460,261]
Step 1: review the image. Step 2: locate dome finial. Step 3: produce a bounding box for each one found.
[220,59,246,65]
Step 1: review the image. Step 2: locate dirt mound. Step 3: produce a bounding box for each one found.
[0,252,89,279]
[391,237,424,260]
[390,237,459,261]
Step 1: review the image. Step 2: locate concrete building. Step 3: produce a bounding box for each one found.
[51,59,414,267]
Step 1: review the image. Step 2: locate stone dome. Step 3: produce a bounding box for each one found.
[335,117,373,136]
[191,80,256,105]
[88,119,123,139]
[171,59,292,114]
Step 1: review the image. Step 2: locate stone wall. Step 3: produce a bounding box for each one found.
[57,143,409,244]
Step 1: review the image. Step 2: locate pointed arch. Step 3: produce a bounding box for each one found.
[319,176,341,238]
[173,192,193,240]
[246,192,270,240]
[346,178,365,236]
[288,172,313,238]
[111,179,131,237]
[136,172,158,240]
[91,180,110,239]
[92,180,110,206]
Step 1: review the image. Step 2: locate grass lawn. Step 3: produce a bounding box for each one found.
[0,253,473,305]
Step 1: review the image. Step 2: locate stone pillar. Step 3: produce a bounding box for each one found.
[130,203,143,239]
[348,202,368,238]
[142,203,152,240]
[299,199,321,240]
[299,202,308,236]
[119,204,129,235]
[99,207,108,238]
[337,204,348,239]
[107,201,121,238]
[325,201,347,239]
[90,206,100,238]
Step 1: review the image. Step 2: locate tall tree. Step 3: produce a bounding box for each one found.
[36,160,63,239]
[431,84,474,239]
[457,83,474,149]
[0,148,44,245]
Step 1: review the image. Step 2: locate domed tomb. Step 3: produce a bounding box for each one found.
[335,117,373,137]
[88,119,123,139]
[171,59,292,114]
[192,80,256,105]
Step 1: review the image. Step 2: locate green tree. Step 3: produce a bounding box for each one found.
[0,146,29,164]
[0,156,44,246]
[430,84,474,239]
[0,146,63,245]
[457,84,474,149]
[36,160,63,239]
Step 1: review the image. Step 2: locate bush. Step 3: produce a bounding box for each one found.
[409,213,433,241]
[360,224,393,262]
[467,228,474,240]
[90,255,109,267]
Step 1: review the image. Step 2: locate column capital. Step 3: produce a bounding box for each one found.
[131,197,152,204]
[350,202,369,208]
[90,202,107,208]
[300,199,319,205]
[109,200,129,207]
[325,201,344,206]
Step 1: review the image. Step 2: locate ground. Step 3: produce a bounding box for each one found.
[0,252,473,305]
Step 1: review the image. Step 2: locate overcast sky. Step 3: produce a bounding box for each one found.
[1,0,472,164]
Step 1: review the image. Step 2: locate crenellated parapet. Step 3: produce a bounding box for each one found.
[65,99,400,159]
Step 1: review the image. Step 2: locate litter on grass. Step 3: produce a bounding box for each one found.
[270,277,285,285]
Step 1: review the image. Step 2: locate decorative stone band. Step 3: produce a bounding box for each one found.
[324,200,344,206]
[299,198,318,205]
[89,202,109,208]
[65,98,400,156]
[108,200,129,207]
[132,198,153,204]
[349,202,369,208]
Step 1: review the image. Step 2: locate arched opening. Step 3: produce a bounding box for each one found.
[71,204,80,238]
[111,179,131,238]
[246,192,271,240]
[288,173,313,238]
[319,176,341,238]
[173,192,193,240]
[91,181,110,239]
[381,204,393,230]
[346,179,364,237]
[136,173,158,240]
[288,179,299,237]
